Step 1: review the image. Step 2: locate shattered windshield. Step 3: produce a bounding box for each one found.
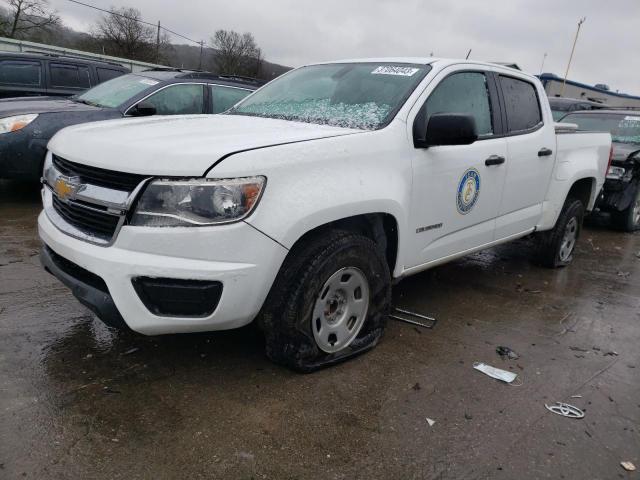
[562,113,640,144]
[229,63,430,130]
[77,74,159,108]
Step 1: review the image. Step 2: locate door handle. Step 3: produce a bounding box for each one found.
[485,155,505,166]
[538,147,553,157]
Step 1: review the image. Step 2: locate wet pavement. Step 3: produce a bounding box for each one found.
[1,179,639,479]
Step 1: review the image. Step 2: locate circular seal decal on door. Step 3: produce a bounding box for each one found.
[456,168,481,214]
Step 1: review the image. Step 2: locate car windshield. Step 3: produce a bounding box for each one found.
[562,113,640,144]
[228,63,430,130]
[76,74,160,108]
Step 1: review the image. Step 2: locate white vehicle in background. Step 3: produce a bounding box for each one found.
[38,58,611,372]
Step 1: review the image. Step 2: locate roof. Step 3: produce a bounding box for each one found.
[0,50,127,69]
[539,73,640,101]
[133,70,262,88]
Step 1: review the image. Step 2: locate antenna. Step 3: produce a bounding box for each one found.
[465,49,472,60]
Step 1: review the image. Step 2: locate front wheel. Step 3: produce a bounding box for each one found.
[536,197,585,268]
[260,231,391,372]
[612,187,640,232]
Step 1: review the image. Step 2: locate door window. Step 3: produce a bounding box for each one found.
[211,85,252,113]
[50,63,91,89]
[499,76,542,133]
[97,67,124,83]
[142,84,205,115]
[0,60,42,86]
[426,72,493,136]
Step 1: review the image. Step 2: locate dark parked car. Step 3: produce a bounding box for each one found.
[0,69,262,181]
[0,52,129,99]
[560,109,640,231]
[549,97,606,121]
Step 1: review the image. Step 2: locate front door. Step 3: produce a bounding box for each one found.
[407,69,508,269]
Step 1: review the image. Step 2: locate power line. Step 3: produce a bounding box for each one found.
[65,0,204,46]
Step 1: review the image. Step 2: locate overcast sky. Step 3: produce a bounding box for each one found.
[48,0,640,94]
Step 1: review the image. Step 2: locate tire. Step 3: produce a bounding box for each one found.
[537,197,585,268]
[611,187,640,232]
[260,230,391,373]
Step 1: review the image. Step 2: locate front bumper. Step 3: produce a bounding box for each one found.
[38,208,288,335]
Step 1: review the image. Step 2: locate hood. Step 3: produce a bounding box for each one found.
[0,96,102,117]
[611,142,640,164]
[48,114,363,176]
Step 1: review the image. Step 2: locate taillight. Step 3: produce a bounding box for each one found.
[606,145,613,175]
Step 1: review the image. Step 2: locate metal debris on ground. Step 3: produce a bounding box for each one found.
[389,307,437,329]
[544,402,585,419]
[122,347,140,355]
[425,418,436,427]
[496,346,519,360]
[473,362,517,383]
[621,461,636,472]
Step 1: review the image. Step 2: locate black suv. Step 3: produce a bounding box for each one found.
[0,52,129,99]
[0,69,262,181]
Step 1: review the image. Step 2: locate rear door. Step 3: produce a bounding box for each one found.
[494,74,556,239]
[46,62,92,96]
[407,67,508,268]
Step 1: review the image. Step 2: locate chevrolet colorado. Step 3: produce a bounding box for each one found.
[38,58,611,371]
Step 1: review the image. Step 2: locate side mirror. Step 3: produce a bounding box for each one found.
[415,113,478,148]
[131,102,157,117]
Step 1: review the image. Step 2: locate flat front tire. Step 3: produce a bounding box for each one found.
[260,231,391,372]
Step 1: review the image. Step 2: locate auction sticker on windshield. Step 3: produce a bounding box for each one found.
[139,79,159,86]
[372,66,420,76]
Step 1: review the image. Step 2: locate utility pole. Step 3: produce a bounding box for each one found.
[198,41,204,70]
[539,52,547,74]
[561,17,586,96]
[155,21,161,64]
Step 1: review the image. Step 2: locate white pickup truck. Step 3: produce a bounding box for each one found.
[39,58,611,371]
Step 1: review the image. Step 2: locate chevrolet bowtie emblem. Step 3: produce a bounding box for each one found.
[53,176,83,201]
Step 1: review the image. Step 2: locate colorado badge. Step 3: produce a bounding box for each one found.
[456,168,480,214]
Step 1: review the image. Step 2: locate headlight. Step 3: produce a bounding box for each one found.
[130,177,266,227]
[0,114,38,134]
[606,166,625,180]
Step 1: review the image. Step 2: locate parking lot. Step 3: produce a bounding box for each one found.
[0,179,637,479]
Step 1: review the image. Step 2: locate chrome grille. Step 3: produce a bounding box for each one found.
[44,153,149,246]
[52,195,120,239]
[52,154,148,191]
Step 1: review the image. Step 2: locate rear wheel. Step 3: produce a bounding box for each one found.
[260,231,391,372]
[537,198,585,268]
[612,187,640,232]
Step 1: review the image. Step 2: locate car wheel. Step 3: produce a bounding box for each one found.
[612,187,640,232]
[260,230,391,372]
[537,197,585,268]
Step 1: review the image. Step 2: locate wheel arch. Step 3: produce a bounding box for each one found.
[284,213,401,277]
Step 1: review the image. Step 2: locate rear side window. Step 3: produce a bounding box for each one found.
[499,76,542,133]
[50,63,91,89]
[0,60,42,86]
[97,67,124,83]
[425,72,493,136]
[211,85,252,114]
[142,84,205,115]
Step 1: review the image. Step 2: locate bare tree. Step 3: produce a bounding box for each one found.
[1,0,59,38]
[211,30,262,77]
[93,7,170,63]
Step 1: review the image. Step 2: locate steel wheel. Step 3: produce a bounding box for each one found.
[559,217,578,261]
[312,267,370,353]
